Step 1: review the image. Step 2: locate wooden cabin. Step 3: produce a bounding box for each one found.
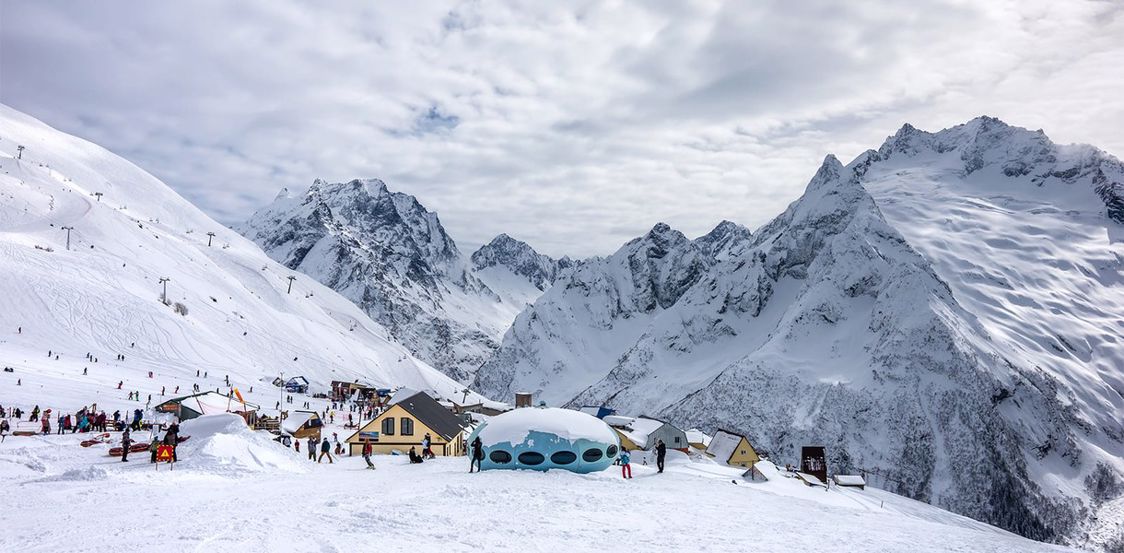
[282,410,323,440]
[344,391,466,456]
[154,391,259,422]
[605,416,689,452]
[706,429,760,469]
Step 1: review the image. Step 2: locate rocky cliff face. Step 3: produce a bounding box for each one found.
[240,179,563,382]
[473,118,1124,549]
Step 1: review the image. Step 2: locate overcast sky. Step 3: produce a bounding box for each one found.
[2,1,1122,256]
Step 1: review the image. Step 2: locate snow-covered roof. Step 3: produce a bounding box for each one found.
[706,430,744,463]
[387,387,429,405]
[165,392,259,417]
[833,474,866,487]
[281,410,316,434]
[475,408,619,447]
[686,429,711,446]
[602,415,634,427]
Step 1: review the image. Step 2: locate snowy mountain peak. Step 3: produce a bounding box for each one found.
[241,177,565,382]
[876,117,1124,223]
[694,220,751,260]
[470,233,566,291]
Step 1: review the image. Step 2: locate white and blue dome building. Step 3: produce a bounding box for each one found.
[469,407,620,473]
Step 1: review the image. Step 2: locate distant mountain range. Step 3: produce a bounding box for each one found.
[470,117,1123,549]
[239,180,571,382]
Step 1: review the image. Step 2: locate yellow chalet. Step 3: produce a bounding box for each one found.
[706,429,761,469]
[345,391,467,457]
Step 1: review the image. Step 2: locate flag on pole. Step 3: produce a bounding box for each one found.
[234,388,245,404]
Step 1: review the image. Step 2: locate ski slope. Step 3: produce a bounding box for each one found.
[0,103,483,417]
[0,414,1077,553]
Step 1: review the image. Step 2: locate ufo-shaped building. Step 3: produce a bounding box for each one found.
[469,407,620,473]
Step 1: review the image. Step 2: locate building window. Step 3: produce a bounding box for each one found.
[400,418,414,436]
[674,436,681,444]
[381,417,395,436]
[518,452,545,465]
[490,450,512,463]
[582,448,603,462]
[550,451,577,465]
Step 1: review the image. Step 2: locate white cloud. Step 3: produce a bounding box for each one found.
[2,0,1122,257]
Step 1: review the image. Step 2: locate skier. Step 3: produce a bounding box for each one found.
[318,437,333,464]
[656,439,667,474]
[174,386,179,394]
[0,419,8,442]
[40,415,50,435]
[82,367,87,376]
[333,433,342,455]
[149,439,160,463]
[307,436,316,461]
[56,413,65,435]
[422,433,434,459]
[408,446,423,464]
[121,428,133,462]
[620,449,632,479]
[161,386,165,396]
[132,408,143,431]
[362,438,375,469]
[470,437,483,473]
[30,405,39,422]
[117,381,123,390]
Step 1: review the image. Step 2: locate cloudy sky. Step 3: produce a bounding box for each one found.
[2,1,1122,256]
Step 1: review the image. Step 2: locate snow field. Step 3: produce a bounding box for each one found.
[0,416,1075,553]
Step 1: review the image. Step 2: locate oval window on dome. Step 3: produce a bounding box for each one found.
[550,451,577,465]
[582,448,603,462]
[489,450,512,464]
[518,451,545,465]
[606,445,618,457]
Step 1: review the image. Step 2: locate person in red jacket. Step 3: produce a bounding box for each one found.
[362,438,375,470]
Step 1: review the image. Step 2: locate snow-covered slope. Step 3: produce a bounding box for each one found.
[240,183,567,382]
[473,118,1124,549]
[0,103,480,413]
[0,431,1082,553]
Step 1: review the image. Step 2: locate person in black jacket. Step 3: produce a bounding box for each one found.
[318,437,333,464]
[656,439,667,473]
[470,437,484,473]
[121,428,133,462]
[164,422,180,461]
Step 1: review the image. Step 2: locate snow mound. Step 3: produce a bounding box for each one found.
[175,414,307,475]
[476,407,617,447]
[41,464,110,482]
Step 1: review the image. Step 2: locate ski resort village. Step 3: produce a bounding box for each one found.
[3,3,1124,553]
